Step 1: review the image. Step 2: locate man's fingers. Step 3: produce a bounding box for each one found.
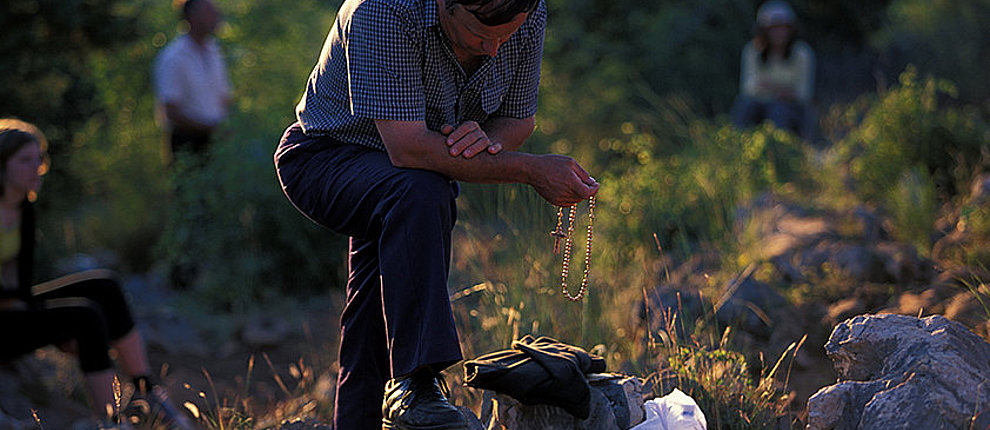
[569,162,594,184]
[449,135,483,156]
[441,124,455,137]
[586,181,600,197]
[455,136,491,158]
[463,140,486,157]
[445,121,480,145]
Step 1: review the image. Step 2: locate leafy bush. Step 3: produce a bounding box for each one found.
[825,68,989,251]
[155,131,348,313]
[595,116,814,261]
[888,167,937,252]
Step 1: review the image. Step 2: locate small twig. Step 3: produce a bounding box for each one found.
[263,352,292,397]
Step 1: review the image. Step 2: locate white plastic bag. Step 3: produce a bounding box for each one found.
[630,388,708,430]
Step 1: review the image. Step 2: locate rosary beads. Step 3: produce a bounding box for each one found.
[550,195,596,301]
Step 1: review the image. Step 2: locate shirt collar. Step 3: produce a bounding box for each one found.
[424,0,438,29]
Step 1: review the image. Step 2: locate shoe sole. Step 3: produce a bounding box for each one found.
[382,418,470,430]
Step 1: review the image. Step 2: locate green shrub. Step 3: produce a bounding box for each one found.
[595,118,814,261]
[155,133,347,313]
[888,167,937,252]
[827,68,989,252]
[838,68,986,200]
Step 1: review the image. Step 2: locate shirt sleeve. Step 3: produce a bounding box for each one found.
[495,0,546,119]
[345,0,425,121]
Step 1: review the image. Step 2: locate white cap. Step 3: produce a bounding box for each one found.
[757,1,796,27]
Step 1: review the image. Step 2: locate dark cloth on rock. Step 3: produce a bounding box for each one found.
[463,335,606,419]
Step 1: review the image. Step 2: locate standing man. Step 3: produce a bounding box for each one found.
[153,0,231,161]
[274,0,598,428]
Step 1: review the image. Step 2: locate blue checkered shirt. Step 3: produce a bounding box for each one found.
[295,0,547,151]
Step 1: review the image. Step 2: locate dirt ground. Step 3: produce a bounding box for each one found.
[143,298,342,428]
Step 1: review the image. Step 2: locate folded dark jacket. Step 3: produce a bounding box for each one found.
[463,335,607,419]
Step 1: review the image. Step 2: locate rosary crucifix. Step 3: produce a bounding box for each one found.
[549,195,596,301]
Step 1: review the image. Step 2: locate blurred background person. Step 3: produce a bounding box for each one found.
[731,0,816,139]
[153,0,230,289]
[153,0,231,163]
[0,119,195,430]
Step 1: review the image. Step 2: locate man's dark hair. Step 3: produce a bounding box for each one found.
[448,0,540,26]
[177,0,203,20]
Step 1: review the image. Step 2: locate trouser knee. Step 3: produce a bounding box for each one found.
[383,170,457,223]
[51,302,113,372]
[38,276,135,340]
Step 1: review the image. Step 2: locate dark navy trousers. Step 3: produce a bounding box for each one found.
[274,123,463,430]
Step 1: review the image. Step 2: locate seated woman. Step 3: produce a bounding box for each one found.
[731,0,816,138]
[0,119,195,430]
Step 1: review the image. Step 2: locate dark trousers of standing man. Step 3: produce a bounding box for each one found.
[170,127,213,157]
[274,123,463,430]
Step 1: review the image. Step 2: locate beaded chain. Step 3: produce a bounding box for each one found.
[549,195,596,301]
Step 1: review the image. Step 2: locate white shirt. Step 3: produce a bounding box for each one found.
[153,34,231,129]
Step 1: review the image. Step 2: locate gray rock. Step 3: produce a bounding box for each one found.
[715,276,787,338]
[137,312,209,357]
[795,242,892,284]
[828,244,884,283]
[807,314,990,430]
[481,374,644,430]
[241,315,292,349]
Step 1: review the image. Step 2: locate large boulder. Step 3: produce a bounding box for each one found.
[807,314,990,430]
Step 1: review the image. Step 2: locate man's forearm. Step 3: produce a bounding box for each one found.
[376,118,597,207]
[381,121,538,184]
[483,116,535,152]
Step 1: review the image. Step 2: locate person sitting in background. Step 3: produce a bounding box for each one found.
[0,119,195,430]
[731,0,815,138]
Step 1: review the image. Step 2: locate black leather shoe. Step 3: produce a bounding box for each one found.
[382,368,469,430]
